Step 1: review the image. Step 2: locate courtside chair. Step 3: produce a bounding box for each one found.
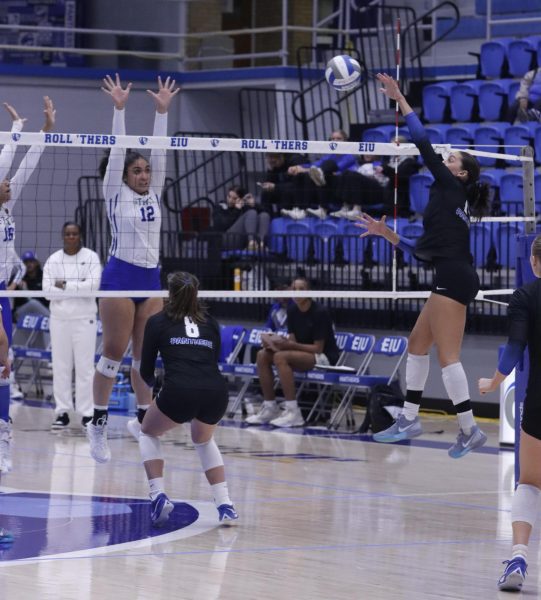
[479,38,513,78]
[449,80,483,122]
[508,36,541,77]
[478,80,515,121]
[329,334,408,430]
[422,81,456,122]
[218,325,246,375]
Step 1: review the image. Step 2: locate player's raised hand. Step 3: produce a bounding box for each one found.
[376,73,403,101]
[42,96,56,132]
[2,102,26,125]
[355,213,390,238]
[147,75,179,114]
[102,73,132,110]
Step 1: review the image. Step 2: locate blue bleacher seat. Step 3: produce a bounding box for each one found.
[424,124,452,145]
[313,221,339,262]
[362,125,397,143]
[268,217,287,254]
[480,38,513,78]
[470,222,495,268]
[478,80,515,121]
[499,172,524,214]
[474,123,509,167]
[450,80,483,122]
[496,222,525,268]
[508,36,541,77]
[341,222,366,264]
[285,222,312,261]
[533,127,541,165]
[504,122,538,164]
[422,81,456,123]
[446,123,479,147]
[409,172,434,215]
[479,168,504,203]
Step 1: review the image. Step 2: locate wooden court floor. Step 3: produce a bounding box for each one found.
[0,403,530,600]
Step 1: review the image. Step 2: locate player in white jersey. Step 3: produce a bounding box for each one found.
[87,74,178,463]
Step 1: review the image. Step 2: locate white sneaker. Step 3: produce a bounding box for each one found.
[126,418,141,441]
[87,419,111,463]
[309,165,326,187]
[245,402,281,425]
[10,384,23,400]
[345,207,362,220]
[0,419,13,473]
[330,206,349,219]
[270,406,304,428]
[306,206,327,219]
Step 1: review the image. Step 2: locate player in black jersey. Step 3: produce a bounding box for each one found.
[479,235,541,592]
[137,272,238,526]
[357,73,490,457]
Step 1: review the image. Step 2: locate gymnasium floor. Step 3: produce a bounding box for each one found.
[0,402,526,599]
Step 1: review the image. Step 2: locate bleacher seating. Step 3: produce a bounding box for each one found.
[508,36,541,77]
[422,81,456,122]
[450,80,483,121]
[480,38,513,78]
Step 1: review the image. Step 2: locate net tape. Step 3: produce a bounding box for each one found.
[0,132,533,163]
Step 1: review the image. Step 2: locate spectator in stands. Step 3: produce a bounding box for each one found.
[508,67,541,124]
[259,152,305,219]
[43,222,102,430]
[247,276,339,428]
[213,185,270,251]
[13,251,50,318]
[287,129,356,220]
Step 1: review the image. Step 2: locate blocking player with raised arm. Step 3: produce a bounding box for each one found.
[137,272,238,526]
[479,235,541,592]
[87,74,179,463]
[357,73,490,457]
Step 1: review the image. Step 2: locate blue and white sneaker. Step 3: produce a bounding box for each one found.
[150,493,174,527]
[217,504,239,523]
[372,414,422,443]
[498,557,527,591]
[448,425,487,459]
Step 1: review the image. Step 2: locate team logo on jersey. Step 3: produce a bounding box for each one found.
[138,136,149,146]
[11,133,21,142]
[329,142,338,150]
[0,490,219,564]
[211,138,220,147]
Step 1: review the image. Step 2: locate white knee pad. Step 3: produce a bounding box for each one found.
[194,438,224,472]
[131,359,141,372]
[512,484,540,527]
[96,356,121,379]
[406,354,430,391]
[139,432,163,462]
[442,362,470,405]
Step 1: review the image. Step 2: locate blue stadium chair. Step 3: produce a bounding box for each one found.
[409,172,434,215]
[504,123,538,165]
[268,217,288,254]
[446,123,479,147]
[362,125,397,143]
[285,221,312,261]
[478,80,515,121]
[397,126,412,141]
[536,173,541,201]
[397,221,424,264]
[424,124,452,145]
[508,36,541,77]
[474,123,509,167]
[534,127,541,166]
[499,172,524,215]
[508,81,521,105]
[479,168,504,203]
[470,222,495,268]
[422,81,456,123]
[313,220,339,262]
[496,222,525,268]
[449,80,483,122]
[341,222,366,264]
[480,38,513,78]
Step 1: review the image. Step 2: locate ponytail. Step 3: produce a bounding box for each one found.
[165,271,207,323]
[459,151,491,219]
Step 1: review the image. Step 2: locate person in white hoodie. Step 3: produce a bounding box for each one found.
[43,222,102,429]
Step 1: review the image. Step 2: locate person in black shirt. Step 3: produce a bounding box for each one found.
[247,277,339,428]
[478,235,541,592]
[357,73,490,457]
[137,271,238,526]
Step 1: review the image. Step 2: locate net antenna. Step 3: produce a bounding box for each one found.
[391,17,401,295]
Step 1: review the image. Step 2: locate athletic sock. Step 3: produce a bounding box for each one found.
[441,362,476,434]
[211,481,232,507]
[92,406,108,426]
[511,544,528,561]
[402,390,423,420]
[149,477,165,501]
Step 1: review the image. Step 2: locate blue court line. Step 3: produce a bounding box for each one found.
[9,534,523,564]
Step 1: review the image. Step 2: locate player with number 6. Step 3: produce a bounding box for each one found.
[88,73,179,463]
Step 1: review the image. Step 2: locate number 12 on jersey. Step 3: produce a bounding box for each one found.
[139,206,155,222]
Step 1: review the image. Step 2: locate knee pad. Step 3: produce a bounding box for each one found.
[406,354,430,391]
[139,432,163,462]
[194,438,224,472]
[512,484,540,527]
[131,359,141,372]
[96,356,121,379]
[442,362,470,405]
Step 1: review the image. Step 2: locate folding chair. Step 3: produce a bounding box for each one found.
[329,335,408,430]
[218,324,246,375]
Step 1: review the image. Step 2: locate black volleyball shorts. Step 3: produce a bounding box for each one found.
[431,258,480,306]
[155,383,228,425]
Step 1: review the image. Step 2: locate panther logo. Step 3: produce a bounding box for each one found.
[138,136,149,145]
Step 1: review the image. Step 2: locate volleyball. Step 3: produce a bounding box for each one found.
[325,55,362,91]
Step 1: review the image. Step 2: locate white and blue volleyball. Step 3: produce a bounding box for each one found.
[325,55,361,91]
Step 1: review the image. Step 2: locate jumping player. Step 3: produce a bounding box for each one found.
[137,272,238,526]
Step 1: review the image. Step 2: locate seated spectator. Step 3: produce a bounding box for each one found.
[259,152,306,219]
[13,251,50,318]
[246,277,339,428]
[508,67,541,124]
[213,185,270,251]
